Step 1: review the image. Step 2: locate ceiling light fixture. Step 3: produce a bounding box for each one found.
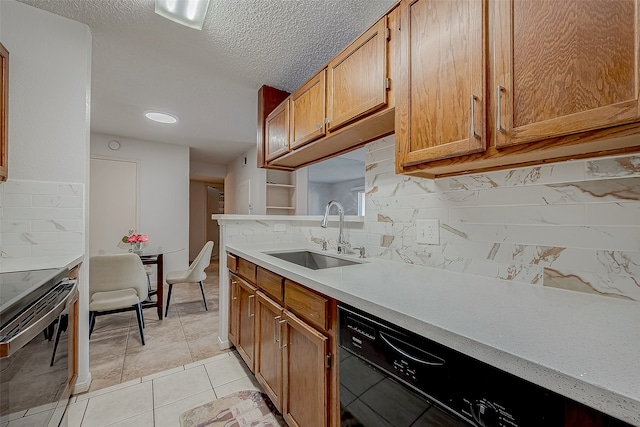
[145,111,178,124]
[154,0,211,30]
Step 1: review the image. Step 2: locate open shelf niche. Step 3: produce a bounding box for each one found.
[266,169,296,215]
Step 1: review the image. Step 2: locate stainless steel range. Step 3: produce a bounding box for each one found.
[0,268,78,427]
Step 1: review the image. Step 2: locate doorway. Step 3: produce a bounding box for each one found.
[90,156,139,255]
[206,183,224,259]
[189,180,223,262]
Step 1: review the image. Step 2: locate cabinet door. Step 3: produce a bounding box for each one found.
[396,0,486,167]
[255,291,284,412]
[237,277,257,371]
[257,85,289,168]
[228,273,240,346]
[327,17,388,131]
[289,70,327,150]
[265,99,290,162]
[282,311,328,427]
[494,0,640,148]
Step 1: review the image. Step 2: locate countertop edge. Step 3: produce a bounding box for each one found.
[213,214,364,223]
[0,255,84,273]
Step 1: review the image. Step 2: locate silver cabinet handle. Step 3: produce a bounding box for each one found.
[470,95,480,139]
[248,294,254,318]
[273,315,281,343]
[316,123,322,129]
[278,319,288,349]
[496,86,505,133]
[231,280,238,300]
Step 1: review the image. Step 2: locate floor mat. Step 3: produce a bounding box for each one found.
[179,390,286,427]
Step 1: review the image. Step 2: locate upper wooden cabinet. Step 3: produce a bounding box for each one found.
[257,85,290,168]
[494,0,640,148]
[260,5,399,170]
[289,70,327,150]
[327,18,389,131]
[398,0,640,178]
[396,0,486,168]
[265,99,290,162]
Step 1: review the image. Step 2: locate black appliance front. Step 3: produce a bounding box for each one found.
[338,304,567,427]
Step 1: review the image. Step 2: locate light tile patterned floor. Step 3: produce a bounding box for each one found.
[87,260,228,392]
[68,351,261,427]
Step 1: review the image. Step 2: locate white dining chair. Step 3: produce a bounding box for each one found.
[89,253,149,345]
[164,241,214,317]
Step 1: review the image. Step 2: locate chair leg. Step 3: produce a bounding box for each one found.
[50,314,68,367]
[199,281,208,311]
[89,311,96,338]
[165,284,174,317]
[134,303,145,346]
[44,320,55,341]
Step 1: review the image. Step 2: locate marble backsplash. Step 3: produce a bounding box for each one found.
[0,179,85,259]
[359,136,640,301]
[222,135,640,302]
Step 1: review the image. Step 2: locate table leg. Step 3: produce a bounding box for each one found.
[157,254,164,320]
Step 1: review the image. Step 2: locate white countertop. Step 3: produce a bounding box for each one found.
[226,242,640,426]
[0,254,84,273]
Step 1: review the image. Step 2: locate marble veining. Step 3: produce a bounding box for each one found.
[586,155,640,178]
[0,180,84,259]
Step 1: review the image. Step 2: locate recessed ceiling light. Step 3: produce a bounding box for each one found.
[145,111,178,124]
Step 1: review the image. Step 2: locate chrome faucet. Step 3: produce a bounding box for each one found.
[321,200,350,254]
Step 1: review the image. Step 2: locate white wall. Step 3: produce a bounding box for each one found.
[0,0,92,389]
[1,1,90,184]
[91,133,189,276]
[224,146,266,214]
[191,160,226,182]
[308,177,364,215]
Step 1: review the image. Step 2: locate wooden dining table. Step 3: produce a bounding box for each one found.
[138,251,167,320]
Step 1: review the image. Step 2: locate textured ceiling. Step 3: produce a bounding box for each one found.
[16,0,396,165]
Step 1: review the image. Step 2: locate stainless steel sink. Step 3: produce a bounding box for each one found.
[264,250,363,270]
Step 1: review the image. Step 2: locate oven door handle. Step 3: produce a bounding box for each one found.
[379,331,445,366]
[0,280,76,358]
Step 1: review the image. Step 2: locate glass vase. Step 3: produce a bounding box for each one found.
[131,242,143,255]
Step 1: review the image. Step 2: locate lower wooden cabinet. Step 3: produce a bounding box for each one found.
[282,310,329,427]
[228,255,336,426]
[237,276,257,371]
[255,291,284,411]
[228,273,240,346]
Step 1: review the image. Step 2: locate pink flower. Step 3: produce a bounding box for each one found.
[126,234,149,243]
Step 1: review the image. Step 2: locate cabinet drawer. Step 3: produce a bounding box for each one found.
[257,267,284,303]
[227,253,238,273]
[284,280,329,331]
[238,258,257,283]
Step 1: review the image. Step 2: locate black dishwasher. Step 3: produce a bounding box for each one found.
[338,304,611,427]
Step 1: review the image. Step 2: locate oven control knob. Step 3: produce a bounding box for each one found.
[471,401,499,427]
